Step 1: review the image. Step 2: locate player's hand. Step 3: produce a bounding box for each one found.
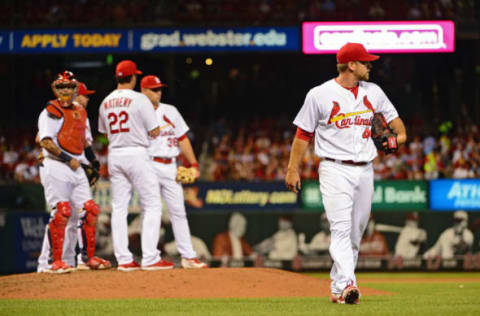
[285,169,301,193]
[69,158,81,171]
[148,126,160,139]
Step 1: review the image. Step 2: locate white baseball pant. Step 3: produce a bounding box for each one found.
[37,159,92,272]
[319,160,373,294]
[151,160,197,259]
[108,147,162,266]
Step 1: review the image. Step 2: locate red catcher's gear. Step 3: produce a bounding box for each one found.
[48,201,72,261]
[81,200,100,258]
[46,101,87,155]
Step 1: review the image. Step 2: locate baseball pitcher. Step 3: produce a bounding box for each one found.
[285,43,407,304]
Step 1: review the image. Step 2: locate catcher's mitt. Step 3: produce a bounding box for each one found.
[176,166,198,184]
[82,160,100,186]
[371,113,398,154]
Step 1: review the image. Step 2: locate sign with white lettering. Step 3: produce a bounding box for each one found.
[302,21,454,54]
[302,180,428,211]
[430,179,480,211]
[136,27,299,52]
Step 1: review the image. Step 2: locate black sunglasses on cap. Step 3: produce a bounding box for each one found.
[150,87,163,92]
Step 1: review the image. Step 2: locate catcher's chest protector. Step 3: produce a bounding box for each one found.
[46,100,87,155]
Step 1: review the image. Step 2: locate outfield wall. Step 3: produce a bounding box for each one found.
[1,180,480,274]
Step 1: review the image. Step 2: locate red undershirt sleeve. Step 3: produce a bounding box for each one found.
[177,133,187,141]
[295,127,314,142]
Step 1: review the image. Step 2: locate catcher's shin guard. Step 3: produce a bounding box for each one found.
[80,200,100,259]
[48,201,72,261]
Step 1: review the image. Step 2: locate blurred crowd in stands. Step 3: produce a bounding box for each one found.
[2,119,480,184]
[2,0,477,27]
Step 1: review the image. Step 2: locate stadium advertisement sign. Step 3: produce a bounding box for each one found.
[301,180,428,211]
[136,27,299,52]
[430,179,480,211]
[15,213,49,273]
[302,21,454,54]
[91,180,298,212]
[0,31,10,53]
[14,29,130,53]
[184,181,299,211]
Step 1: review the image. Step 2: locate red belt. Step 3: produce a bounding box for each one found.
[153,157,173,164]
[324,157,368,166]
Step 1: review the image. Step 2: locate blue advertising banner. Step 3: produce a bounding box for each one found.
[184,181,299,211]
[130,27,298,52]
[0,31,10,53]
[430,179,480,211]
[2,27,299,53]
[14,29,130,53]
[15,213,49,272]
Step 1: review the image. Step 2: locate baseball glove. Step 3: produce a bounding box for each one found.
[371,112,398,154]
[176,166,198,184]
[82,160,100,186]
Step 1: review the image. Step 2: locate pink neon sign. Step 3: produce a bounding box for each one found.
[302,21,454,54]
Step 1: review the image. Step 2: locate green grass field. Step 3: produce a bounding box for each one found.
[1,272,480,316]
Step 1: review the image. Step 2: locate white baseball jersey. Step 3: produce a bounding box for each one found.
[293,79,398,162]
[38,109,92,164]
[148,102,189,158]
[98,89,158,149]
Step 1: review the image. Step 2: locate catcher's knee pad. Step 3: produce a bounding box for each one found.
[81,199,100,258]
[48,201,72,261]
[83,199,99,226]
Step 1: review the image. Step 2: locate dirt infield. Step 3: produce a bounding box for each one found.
[0,268,389,299]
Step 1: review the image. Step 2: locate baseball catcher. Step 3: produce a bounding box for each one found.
[371,112,398,154]
[176,166,199,184]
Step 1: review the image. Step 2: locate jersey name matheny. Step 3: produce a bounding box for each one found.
[293,79,398,162]
[98,89,158,149]
[148,103,189,158]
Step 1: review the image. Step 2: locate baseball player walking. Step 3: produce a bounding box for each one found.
[37,80,111,272]
[140,75,207,268]
[36,71,103,273]
[98,60,171,271]
[285,43,406,304]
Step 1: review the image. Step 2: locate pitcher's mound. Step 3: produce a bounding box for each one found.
[0,268,388,299]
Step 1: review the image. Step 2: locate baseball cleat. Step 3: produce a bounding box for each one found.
[45,260,75,274]
[330,293,345,304]
[342,285,360,304]
[117,261,141,272]
[85,256,112,270]
[181,258,208,269]
[141,259,175,271]
[76,263,89,271]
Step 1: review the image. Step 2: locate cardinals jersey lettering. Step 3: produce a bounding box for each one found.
[98,89,158,149]
[148,103,189,158]
[293,79,398,162]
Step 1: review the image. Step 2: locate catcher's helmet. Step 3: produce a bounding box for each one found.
[51,70,78,105]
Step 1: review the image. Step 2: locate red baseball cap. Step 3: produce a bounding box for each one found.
[115,60,142,77]
[77,82,95,96]
[336,43,379,64]
[140,75,168,89]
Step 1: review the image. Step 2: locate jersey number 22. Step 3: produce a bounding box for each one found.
[108,111,130,134]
